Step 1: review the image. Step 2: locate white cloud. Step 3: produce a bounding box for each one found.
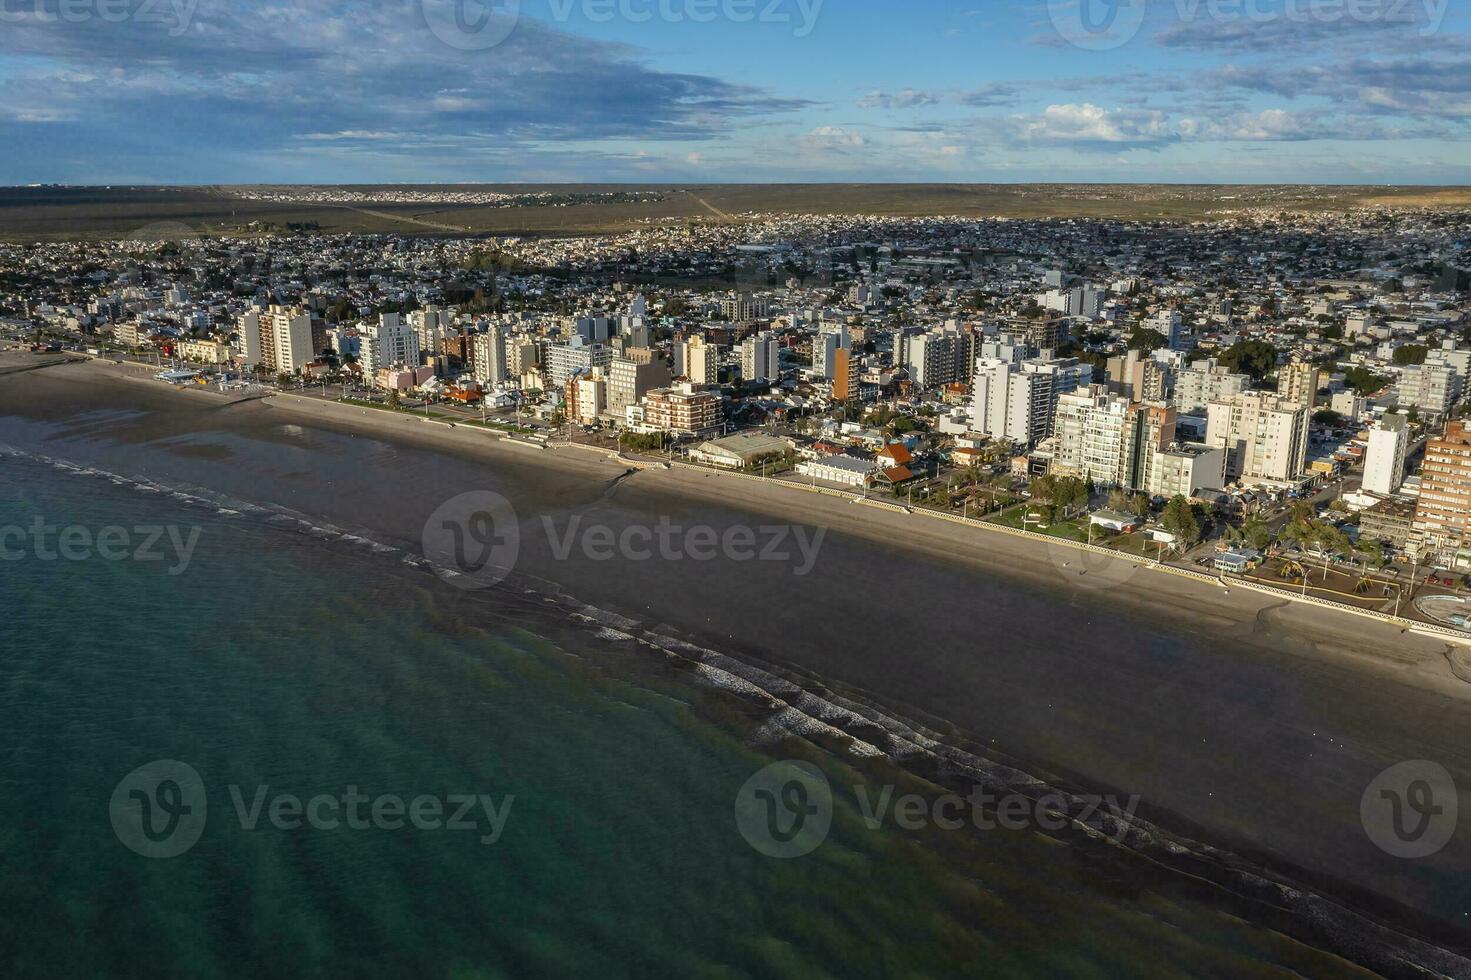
[802,126,867,150]
[1017,103,1173,146]
[857,89,939,110]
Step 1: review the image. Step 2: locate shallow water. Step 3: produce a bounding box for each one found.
[1,370,1469,975]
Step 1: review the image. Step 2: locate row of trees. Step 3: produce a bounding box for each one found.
[1028,475,1089,520]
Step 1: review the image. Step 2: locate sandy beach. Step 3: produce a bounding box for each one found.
[5,355,1471,959]
[246,368,1471,702]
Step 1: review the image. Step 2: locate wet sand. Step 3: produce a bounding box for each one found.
[5,356,1471,958]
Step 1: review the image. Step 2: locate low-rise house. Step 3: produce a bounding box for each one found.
[689,433,791,469]
[1214,548,1262,573]
[796,455,878,488]
[1090,510,1142,534]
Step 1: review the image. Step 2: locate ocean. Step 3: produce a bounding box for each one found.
[1,368,1469,977]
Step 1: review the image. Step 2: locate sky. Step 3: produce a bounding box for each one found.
[0,0,1467,184]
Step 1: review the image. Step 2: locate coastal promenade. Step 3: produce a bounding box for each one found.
[258,383,1471,668]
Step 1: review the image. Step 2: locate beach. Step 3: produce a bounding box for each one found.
[5,355,1471,968]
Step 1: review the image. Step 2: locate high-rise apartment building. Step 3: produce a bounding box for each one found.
[410,307,448,358]
[1205,392,1309,485]
[720,293,771,322]
[1363,415,1411,497]
[832,348,860,404]
[970,355,1092,446]
[566,370,608,426]
[237,305,317,375]
[472,324,509,387]
[546,337,613,388]
[643,385,722,435]
[1172,358,1250,414]
[1147,309,1185,351]
[1413,421,1471,566]
[1106,349,1172,403]
[360,313,421,377]
[906,327,968,389]
[679,335,720,385]
[607,350,672,420]
[1050,387,1177,491]
[1279,359,1321,410]
[740,331,781,384]
[1397,362,1464,417]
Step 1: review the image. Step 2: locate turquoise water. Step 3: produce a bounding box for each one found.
[0,454,1376,977]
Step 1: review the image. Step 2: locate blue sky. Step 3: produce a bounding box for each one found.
[0,0,1467,183]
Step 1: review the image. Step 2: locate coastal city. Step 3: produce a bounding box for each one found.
[7,0,1471,968]
[4,206,1470,631]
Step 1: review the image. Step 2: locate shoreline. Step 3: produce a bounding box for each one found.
[8,356,1471,963]
[33,354,1471,704]
[254,379,1471,703]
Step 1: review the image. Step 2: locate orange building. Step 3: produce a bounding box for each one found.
[1413,421,1471,567]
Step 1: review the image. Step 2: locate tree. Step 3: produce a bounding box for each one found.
[1393,344,1429,367]
[1054,476,1089,517]
[1218,340,1279,381]
[1341,366,1389,397]
[1129,328,1169,353]
[1241,515,1274,551]
[1161,495,1201,546]
[1107,488,1149,518]
[1313,409,1346,428]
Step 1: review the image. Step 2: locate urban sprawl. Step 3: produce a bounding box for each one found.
[6,207,1471,625]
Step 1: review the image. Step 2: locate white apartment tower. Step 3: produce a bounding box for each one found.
[741,331,782,383]
[970,355,1093,447]
[360,313,421,376]
[1206,392,1310,485]
[1363,415,1411,497]
[237,306,314,375]
[1172,358,1250,414]
[473,324,509,388]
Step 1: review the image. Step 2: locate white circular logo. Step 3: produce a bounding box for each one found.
[1046,536,1145,591]
[735,761,832,859]
[422,490,520,589]
[1047,0,1146,51]
[109,760,208,859]
[1361,760,1459,859]
[421,0,521,51]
